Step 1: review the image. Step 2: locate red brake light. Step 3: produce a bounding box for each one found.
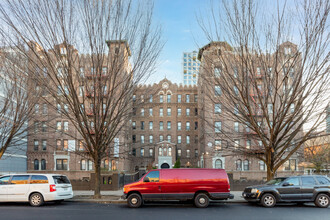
[50,184,56,192]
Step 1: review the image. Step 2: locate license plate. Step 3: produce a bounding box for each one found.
[63,188,67,191]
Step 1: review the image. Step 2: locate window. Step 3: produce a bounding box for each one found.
[133,95,136,102]
[159,135,164,142]
[159,94,163,103]
[195,122,198,130]
[215,140,221,150]
[259,161,265,170]
[268,104,273,114]
[159,147,163,156]
[186,94,190,103]
[141,108,144,116]
[42,104,48,114]
[149,95,153,103]
[56,139,62,151]
[284,159,297,171]
[290,104,295,113]
[11,175,30,184]
[132,149,136,156]
[234,139,240,149]
[167,121,171,130]
[167,135,171,142]
[167,94,171,103]
[236,159,242,171]
[186,121,190,130]
[234,104,239,115]
[56,159,68,170]
[81,160,86,170]
[195,149,198,157]
[57,103,61,113]
[34,140,39,151]
[78,141,84,151]
[34,121,39,133]
[234,67,238,78]
[284,47,291,55]
[283,177,300,186]
[234,122,239,132]
[215,121,221,133]
[178,136,182,144]
[56,121,62,131]
[63,121,69,131]
[246,140,251,149]
[140,148,144,157]
[144,171,159,182]
[141,121,145,130]
[88,160,93,170]
[214,68,221,78]
[149,135,153,143]
[234,86,239,96]
[141,135,145,144]
[41,159,46,170]
[215,104,221,114]
[215,86,221,96]
[35,104,39,114]
[102,67,107,75]
[186,149,190,158]
[149,148,153,156]
[316,177,330,185]
[301,177,316,185]
[215,159,223,169]
[186,135,190,144]
[194,94,198,102]
[42,140,47,151]
[167,108,171,116]
[63,140,68,151]
[177,94,182,103]
[132,121,136,130]
[243,160,249,171]
[149,108,153,116]
[159,108,164,117]
[168,147,172,156]
[186,108,190,116]
[177,122,182,131]
[30,175,48,184]
[159,121,164,130]
[34,159,39,170]
[149,121,153,130]
[177,108,182,116]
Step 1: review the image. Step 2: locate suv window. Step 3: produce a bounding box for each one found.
[53,175,70,184]
[0,176,10,185]
[144,171,159,182]
[11,175,30,184]
[283,177,300,186]
[316,177,330,185]
[301,177,316,185]
[31,175,49,184]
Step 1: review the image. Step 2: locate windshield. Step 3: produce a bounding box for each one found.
[265,178,287,185]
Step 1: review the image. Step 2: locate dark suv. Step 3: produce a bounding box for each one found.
[242,175,330,208]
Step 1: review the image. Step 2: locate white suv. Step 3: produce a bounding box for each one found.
[0,174,73,206]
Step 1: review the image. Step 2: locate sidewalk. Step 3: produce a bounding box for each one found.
[69,190,246,204]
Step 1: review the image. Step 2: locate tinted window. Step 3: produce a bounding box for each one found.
[316,177,330,185]
[144,171,159,182]
[0,176,10,185]
[30,175,49,184]
[11,175,30,184]
[301,177,316,185]
[283,177,300,186]
[53,175,70,184]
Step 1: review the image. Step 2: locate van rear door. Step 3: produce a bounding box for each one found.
[52,175,72,196]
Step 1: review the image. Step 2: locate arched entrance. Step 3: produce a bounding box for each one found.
[161,163,170,169]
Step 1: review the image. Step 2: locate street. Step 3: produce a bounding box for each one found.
[0,201,328,220]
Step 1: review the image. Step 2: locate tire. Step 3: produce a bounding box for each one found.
[29,193,44,207]
[260,193,276,208]
[194,193,209,208]
[314,193,330,208]
[127,193,143,208]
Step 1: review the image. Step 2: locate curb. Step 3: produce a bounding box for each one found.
[68,199,247,204]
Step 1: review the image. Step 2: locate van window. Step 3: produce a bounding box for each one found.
[0,176,10,185]
[144,171,159,182]
[30,175,49,184]
[11,175,30,184]
[53,175,70,184]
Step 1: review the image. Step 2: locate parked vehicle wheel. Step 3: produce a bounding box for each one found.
[260,193,276,208]
[314,194,330,208]
[127,193,142,208]
[194,193,209,208]
[29,193,44,207]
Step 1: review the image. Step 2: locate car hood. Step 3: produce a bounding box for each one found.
[245,184,275,190]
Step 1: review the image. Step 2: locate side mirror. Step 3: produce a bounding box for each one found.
[143,177,150,182]
[282,182,290,186]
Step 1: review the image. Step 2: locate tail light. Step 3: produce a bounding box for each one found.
[50,184,56,192]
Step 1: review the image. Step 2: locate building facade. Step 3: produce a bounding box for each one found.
[182,51,200,86]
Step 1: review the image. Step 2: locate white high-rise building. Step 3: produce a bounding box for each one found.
[182,51,200,85]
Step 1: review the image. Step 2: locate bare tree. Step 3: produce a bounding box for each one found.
[197,0,329,180]
[0,0,162,197]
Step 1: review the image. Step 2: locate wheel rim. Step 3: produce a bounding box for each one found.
[318,196,329,206]
[264,196,274,206]
[131,197,138,205]
[31,195,41,205]
[199,197,206,204]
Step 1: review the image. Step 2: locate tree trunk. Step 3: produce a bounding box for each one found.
[266,166,275,181]
[94,157,101,199]
[266,150,275,181]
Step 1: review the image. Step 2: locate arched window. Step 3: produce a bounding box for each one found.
[215,159,223,169]
[81,159,86,170]
[168,147,172,156]
[236,159,242,171]
[34,159,39,170]
[41,159,46,170]
[88,160,93,170]
[163,147,167,156]
[244,160,249,171]
[159,147,163,156]
[111,160,116,171]
[104,159,109,169]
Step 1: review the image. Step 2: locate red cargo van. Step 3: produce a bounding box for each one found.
[122,168,234,208]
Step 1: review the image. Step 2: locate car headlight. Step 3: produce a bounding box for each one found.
[251,188,259,194]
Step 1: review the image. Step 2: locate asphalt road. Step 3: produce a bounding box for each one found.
[0,201,329,220]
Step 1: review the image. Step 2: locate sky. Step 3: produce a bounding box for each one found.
[149,0,208,84]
